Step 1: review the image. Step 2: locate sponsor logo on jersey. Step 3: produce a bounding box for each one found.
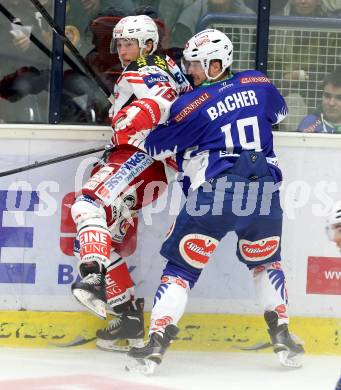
[160,87,178,102]
[239,236,280,262]
[179,233,218,269]
[143,74,169,88]
[240,76,270,84]
[95,152,153,206]
[83,166,115,191]
[174,92,211,123]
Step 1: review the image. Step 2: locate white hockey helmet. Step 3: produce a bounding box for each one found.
[112,15,159,56]
[326,200,341,241]
[183,29,233,81]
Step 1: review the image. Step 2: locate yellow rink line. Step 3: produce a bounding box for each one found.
[0,311,339,355]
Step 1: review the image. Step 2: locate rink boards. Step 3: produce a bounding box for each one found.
[0,310,340,355]
[0,125,341,355]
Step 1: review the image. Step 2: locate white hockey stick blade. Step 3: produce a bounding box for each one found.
[72,289,107,319]
[96,337,144,352]
[125,355,158,376]
[277,350,303,368]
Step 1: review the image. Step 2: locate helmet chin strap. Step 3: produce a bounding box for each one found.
[202,59,225,82]
[203,66,226,83]
[204,68,225,82]
[139,45,146,57]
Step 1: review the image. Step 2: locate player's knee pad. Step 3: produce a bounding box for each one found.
[105,256,135,309]
[151,273,190,334]
[71,195,111,277]
[252,261,289,324]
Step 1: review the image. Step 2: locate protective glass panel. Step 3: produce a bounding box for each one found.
[0,0,52,123]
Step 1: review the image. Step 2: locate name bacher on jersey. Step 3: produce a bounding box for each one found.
[206,89,258,121]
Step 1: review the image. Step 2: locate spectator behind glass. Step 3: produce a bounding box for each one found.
[278,0,340,17]
[65,0,139,58]
[170,0,254,48]
[297,68,341,133]
[0,0,52,123]
[158,0,195,49]
[268,0,341,131]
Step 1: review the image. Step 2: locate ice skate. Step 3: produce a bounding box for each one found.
[71,273,107,319]
[125,324,179,375]
[96,298,145,352]
[264,310,304,368]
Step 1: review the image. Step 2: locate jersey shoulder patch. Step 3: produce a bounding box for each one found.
[127,55,169,72]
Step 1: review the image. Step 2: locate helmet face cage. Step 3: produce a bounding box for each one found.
[183,29,233,81]
[111,15,159,57]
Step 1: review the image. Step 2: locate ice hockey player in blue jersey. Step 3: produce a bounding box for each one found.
[114,28,304,374]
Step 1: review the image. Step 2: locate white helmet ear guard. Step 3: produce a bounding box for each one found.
[183,29,233,81]
[326,201,341,240]
[111,14,159,57]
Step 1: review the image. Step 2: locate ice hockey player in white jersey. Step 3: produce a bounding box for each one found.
[111,28,304,374]
[70,14,191,352]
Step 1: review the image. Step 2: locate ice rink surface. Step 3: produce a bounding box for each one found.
[0,348,339,389]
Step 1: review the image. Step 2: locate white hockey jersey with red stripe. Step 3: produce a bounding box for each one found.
[108,54,191,124]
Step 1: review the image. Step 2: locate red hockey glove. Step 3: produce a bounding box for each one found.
[111,98,161,146]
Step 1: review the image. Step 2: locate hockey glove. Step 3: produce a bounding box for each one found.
[111,98,161,146]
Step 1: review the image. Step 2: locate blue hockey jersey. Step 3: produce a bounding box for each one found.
[144,70,287,189]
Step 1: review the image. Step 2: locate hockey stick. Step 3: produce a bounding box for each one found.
[0,145,110,177]
[232,342,272,351]
[29,0,111,98]
[0,3,84,76]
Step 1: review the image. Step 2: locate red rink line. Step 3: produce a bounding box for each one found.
[0,374,173,389]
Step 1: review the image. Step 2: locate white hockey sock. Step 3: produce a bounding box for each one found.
[252,261,289,326]
[150,275,190,335]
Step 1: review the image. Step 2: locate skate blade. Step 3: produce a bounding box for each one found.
[72,289,106,319]
[96,337,145,352]
[277,350,303,368]
[125,355,158,376]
